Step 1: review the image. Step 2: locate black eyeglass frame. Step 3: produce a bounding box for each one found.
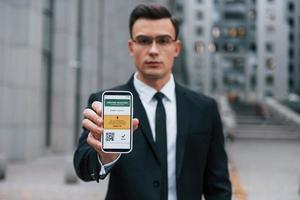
[131,35,177,46]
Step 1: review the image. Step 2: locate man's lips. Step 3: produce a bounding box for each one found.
[144,61,162,65]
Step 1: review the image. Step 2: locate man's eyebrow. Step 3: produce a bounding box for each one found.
[134,34,174,38]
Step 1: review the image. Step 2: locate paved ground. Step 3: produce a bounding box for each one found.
[1,141,300,200]
[0,155,108,200]
[227,139,300,200]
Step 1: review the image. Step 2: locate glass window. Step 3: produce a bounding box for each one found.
[266,58,274,69]
[266,9,275,20]
[196,26,203,36]
[289,63,294,73]
[265,75,274,85]
[289,79,294,89]
[289,33,294,42]
[212,27,221,38]
[288,2,295,12]
[289,48,294,58]
[265,42,273,52]
[224,12,245,20]
[249,43,256,52]
[194,41,205,54]
[176,4,183,12]
[196,11,204,20]
[265,91,273,97]
[288,17,294,27]
[250,75,256,89]
[223,43,238,52]
[266,25,275,33]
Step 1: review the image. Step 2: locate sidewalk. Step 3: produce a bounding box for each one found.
[0,153,242,200]
[0,155,108,200]
[2,140,300,200]
[227,139,300,200]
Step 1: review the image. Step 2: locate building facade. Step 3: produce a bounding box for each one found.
[212,0,256,100]
[286,0,300,94]
[178,0,290,100]
[0,0,170,161]
[181,0,214,94]
[256,0,288,99]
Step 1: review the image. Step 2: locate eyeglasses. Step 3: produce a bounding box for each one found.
[132,35,176,47]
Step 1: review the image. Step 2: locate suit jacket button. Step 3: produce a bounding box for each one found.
[153,180,160,188]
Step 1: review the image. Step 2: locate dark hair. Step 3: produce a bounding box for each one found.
[129,3,179,39]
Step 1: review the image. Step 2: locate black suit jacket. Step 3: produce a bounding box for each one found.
[74,77,231,200]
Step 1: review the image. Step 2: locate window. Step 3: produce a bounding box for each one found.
[248,10,256,19]
[194,41,205,54]
[288,2,295,12]
[212,27,221,38]
[289,48,294,58]
[289,33,294,42]
[196,26,204,36]
[176,4,183,12]
[223,43,238,52]
[289,79,294,89]
[196,11,204,20]
[224,12,245,20]
[265,42,273,52]
[288,18,294,27]
[238,27,246,37]
[266,25,275,33]
[250,75,256,89]
[289,63,294,73]
[249,43,256,52]
[228,28,237,37]
[265,91,273,97]
[266,58,274,69]
[266,9,276,20]
[208,43,217,53]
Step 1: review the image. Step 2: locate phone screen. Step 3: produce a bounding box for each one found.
[102,91,133,153]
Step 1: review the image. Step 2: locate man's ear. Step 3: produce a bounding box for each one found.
[174,40,181,57]
[128,39,134,56]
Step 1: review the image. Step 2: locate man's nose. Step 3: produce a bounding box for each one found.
[149,41,159,55]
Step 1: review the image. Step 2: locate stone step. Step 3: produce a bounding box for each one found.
[234,128,300,140]
[237,124,297,131]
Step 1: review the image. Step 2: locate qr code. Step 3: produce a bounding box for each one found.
[105,132,115,141]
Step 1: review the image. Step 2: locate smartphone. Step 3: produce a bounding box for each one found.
[102,91,133,153]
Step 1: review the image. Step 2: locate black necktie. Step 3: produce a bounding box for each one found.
[154,92,168,200]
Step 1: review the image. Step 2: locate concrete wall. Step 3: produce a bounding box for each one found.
[0,0,170,161]
[0,0,45,160]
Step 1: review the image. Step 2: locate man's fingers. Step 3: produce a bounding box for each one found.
[82,118,102,140]
[133,118,139,131]
[87,132,102,152]
[83,108,102,127]
[92,101,103,116]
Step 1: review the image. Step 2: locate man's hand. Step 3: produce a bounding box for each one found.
[82,101,139,164]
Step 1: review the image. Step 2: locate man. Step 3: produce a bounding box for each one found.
[74,3,231,200]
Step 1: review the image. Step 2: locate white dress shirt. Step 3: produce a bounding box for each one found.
[133,72,177,200]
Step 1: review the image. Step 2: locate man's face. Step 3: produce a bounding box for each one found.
[128,18,181,83]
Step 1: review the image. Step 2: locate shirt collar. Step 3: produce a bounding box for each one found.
[133,72,175,103]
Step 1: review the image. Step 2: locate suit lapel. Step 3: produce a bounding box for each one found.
[124,77,190,171]
[125,77,161,163]
[175,84,189,178]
